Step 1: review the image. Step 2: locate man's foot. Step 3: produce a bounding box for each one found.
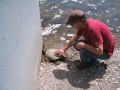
[100,60,107,69]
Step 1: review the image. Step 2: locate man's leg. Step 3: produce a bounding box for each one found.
[73,40,110,68]
[80,48,110,63]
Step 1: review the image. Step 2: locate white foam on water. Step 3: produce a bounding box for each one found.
[67,34,74,37]
[51,6,58,9]
[101,0,105,3]
[94,7,97,10]
[45,10,51,12]
[39,0,46,1]
[118,26,120,29]
[61,0,68,3]
[98,3,102,5]
[42,24,62,36]
[79,1,83,4]
[111,8,115,11]
[60,37,66,41]
[95,13,98,16]
[87,4,96,7]
[86,11,92,14]
[53,14,61,19]
[71,0,78,2]
[59,9,64,14]
[115,18,118,20]
[116,30,119,32]
[106,20,110,23]
[106,10,109,13]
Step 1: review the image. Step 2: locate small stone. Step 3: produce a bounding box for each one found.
[3,38,5,40]
[73,52,77,55]
[117,63,120,68]
[117,88,120,90]
[55,61,61,65]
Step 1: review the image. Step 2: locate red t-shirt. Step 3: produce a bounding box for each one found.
[76,19,115,57]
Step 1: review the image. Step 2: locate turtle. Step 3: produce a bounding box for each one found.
[42,48,67,65]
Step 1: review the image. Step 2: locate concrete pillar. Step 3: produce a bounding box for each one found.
[0,0,42,90]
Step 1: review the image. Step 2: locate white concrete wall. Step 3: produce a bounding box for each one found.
[0,0,42,90]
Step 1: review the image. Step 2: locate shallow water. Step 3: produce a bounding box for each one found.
[39,0,120,48]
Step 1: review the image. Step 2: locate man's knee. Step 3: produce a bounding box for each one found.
[73,40,81,50]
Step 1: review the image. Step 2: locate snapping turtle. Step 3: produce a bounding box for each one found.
[45,49,59,60]
[42,48,67,65]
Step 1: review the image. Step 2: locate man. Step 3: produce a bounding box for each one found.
[56,10,115,69]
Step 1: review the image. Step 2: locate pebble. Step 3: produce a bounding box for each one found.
[117,88,120,90]
[63,33,66,35]
[40,66,43,70]
[67,25,71,28]
[60,37,66,41]
[73,52,77,55]
[67,34,74,37]
[90,81,98,86]
[117,63,120,68]
[66,40,70,43]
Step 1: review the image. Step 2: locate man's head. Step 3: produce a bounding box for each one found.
[66,10,86,30]
[65,10,87,29]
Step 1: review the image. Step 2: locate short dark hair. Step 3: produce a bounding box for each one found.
[65,10,87,25]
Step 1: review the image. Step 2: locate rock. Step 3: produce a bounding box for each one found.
[117,88,120,90]
[54,61,61,65]
[117,63,120,68]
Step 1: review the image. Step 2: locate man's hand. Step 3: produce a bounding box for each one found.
[55,35,81,55]
[55,49,65,55]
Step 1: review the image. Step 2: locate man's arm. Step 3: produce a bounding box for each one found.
[84,43,103,55]
[56,35,81,54]
[76,42,103,55]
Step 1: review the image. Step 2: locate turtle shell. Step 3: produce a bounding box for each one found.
[45,49,60,60]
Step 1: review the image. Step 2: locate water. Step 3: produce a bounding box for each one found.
[39,0,120,48]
